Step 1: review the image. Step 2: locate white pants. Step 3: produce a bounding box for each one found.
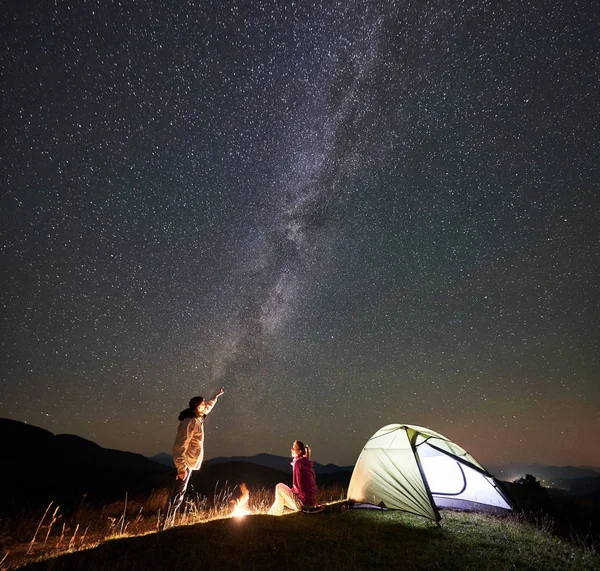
[268,483,302,515]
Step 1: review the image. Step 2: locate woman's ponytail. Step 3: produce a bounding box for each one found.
[295,440,311,459]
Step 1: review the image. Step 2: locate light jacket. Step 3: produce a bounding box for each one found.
[291,456,317,507]
[171,394,219,473]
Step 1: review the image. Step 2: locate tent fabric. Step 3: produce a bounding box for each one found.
[348,424,512,522]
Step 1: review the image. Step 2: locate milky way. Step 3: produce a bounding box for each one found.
[211,7,384,399]
[1,0,598,466]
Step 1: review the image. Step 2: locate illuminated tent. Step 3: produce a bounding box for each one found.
[347,424,512,522]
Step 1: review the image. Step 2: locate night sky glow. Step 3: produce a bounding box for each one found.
[1,0,598,468]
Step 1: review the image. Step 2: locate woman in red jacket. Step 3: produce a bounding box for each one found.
[268,440,318,515]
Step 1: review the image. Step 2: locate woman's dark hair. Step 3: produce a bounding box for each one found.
[295,440,311,459]
[189,396,204,409]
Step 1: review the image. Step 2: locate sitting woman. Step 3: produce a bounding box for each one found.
[268,440,318,515]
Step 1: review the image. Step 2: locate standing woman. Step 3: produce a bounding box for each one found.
[163,387,225,528]
[268,440,318,515]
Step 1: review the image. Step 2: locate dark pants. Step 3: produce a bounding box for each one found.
[164,469,193,525]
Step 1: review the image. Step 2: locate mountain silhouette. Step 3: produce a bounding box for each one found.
[488,463,600,485]
[0,418,172,512]
[205,452,354,475]
[0,419,352,513]
[4,418,597,515]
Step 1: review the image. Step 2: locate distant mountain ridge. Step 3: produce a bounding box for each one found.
[488,463,600,482]
[4,417,599,512]
[150,452,175,468]
[205,452,354,475]
[0,418,172,512]
[487,463,600,496]
[0,418,354,513]
[151,451,354,474]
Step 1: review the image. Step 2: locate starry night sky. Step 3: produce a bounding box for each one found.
[1,0,598,468]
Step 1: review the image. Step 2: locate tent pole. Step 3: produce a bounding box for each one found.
[407,428,441,524]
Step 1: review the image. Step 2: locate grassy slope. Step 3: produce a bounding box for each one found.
[20,509,600,571]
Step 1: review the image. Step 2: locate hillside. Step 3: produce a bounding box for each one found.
[0,419,350,514]
[19,509,600,571]
[205,452,354,475]
[0,417,594,541]
[0,418,172,511]
[188,460,351,498]
[489,463,600,491]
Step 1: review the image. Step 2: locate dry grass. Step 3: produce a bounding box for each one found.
[8,484,597,571]
[0,484,347,570]
[12,506,600,571]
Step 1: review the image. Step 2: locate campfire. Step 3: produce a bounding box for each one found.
[231,483,250,518]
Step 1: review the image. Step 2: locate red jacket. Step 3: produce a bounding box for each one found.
[291,456,317,506]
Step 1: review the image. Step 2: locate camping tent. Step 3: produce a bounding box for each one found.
[347,424,512,522]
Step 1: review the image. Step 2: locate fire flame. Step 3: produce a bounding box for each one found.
[231,483,250,518]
